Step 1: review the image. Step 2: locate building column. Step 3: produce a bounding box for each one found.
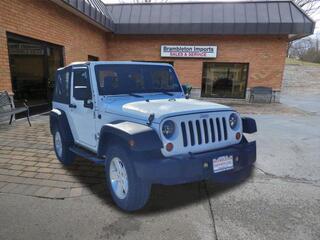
[0,29,12,93]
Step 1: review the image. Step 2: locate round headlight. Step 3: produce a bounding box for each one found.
[162,120,175,139]
[229,113,239,130]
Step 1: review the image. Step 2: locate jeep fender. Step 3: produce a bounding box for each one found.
[97,121,163,156]
[49,109,74,144]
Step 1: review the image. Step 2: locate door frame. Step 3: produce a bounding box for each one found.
[69,65,97,150]
[6,32,65,101]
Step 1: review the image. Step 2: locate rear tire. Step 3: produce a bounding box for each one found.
[53,126,75,165]
[105,145,151,211]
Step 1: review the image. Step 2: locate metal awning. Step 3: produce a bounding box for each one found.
[57,0,115,31]
[54,0,315,39]
[107,1,315,38]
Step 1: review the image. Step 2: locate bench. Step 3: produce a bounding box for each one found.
[249,86,274,103]
[0,91,31,126]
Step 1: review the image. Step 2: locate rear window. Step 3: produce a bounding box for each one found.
[94,64,182,95]
[53,68,70,104]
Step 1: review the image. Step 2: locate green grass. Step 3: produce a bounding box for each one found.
[286,58,320,67]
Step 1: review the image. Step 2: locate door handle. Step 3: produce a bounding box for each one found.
[69,103,77,109]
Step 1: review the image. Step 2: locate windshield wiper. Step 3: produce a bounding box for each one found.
[161,91,174,96]
[128,93,144,98]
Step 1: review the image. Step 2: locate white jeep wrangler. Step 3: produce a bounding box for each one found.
[50,61,257,211]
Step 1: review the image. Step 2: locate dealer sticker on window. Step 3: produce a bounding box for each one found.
[212,155,234,173]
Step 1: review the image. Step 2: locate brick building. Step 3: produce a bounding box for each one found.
[0,0,314,107]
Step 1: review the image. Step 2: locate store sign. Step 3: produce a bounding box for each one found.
[161,45,217,58]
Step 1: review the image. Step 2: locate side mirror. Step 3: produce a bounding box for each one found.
[84,99,94,109]
[182,85,188,95]
[182,84,192,98]
[74,86,91,101]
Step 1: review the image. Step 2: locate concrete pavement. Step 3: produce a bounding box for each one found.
[0,187,216,240]
[1,91,320,239]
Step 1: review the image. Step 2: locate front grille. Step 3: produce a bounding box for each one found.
[180,117,229,147]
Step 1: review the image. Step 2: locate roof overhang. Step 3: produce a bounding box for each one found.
[107,1,315,39]
[50,0,115,32]
[51,0,315,40]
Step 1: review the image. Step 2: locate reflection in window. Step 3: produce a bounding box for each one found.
[74,70,89,87]
[202,63,248,99]
[73,69,91,100]
[53,69,70,104]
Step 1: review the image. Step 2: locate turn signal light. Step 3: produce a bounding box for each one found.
[236,132,241,140]
[166,143,174,152]
[128,139,135,147]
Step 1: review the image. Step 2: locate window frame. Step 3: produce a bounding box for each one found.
[201,62,249,99]
[72,66,92,101]
[132,60,174,66]
[94,64,182,96]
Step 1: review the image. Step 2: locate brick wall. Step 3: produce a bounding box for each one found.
[0,0,108,93]
[0,0,289,99]
[106,34,288,91]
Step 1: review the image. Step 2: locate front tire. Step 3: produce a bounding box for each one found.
[53,126,75,165]
[105,145,151,211]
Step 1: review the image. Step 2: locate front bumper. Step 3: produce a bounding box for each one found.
[134,140,256,185]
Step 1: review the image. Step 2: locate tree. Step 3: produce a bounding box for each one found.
[289,35,320,63]
[294,0,320,15]
[287,0,320,58]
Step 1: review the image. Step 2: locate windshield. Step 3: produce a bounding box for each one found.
[94,64,182,95]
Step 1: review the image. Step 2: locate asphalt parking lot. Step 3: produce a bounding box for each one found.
[1,73,320,239]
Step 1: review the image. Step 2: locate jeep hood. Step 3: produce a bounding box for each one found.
[104,98,232,123]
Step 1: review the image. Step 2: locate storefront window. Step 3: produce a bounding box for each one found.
[201,63,248,99]
[7,33,64,107]
[88,55,99,61]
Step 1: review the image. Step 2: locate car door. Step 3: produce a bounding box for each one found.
[69,65,97,149]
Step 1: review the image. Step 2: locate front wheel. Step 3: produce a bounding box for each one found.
[53,127,75,165]
[105,145,151,211]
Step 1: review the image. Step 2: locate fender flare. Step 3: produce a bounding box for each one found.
[97,121,163,156]
[49,109,74,144]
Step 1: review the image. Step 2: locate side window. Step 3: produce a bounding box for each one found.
[53,69,70,104]
[73,68,92,100]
